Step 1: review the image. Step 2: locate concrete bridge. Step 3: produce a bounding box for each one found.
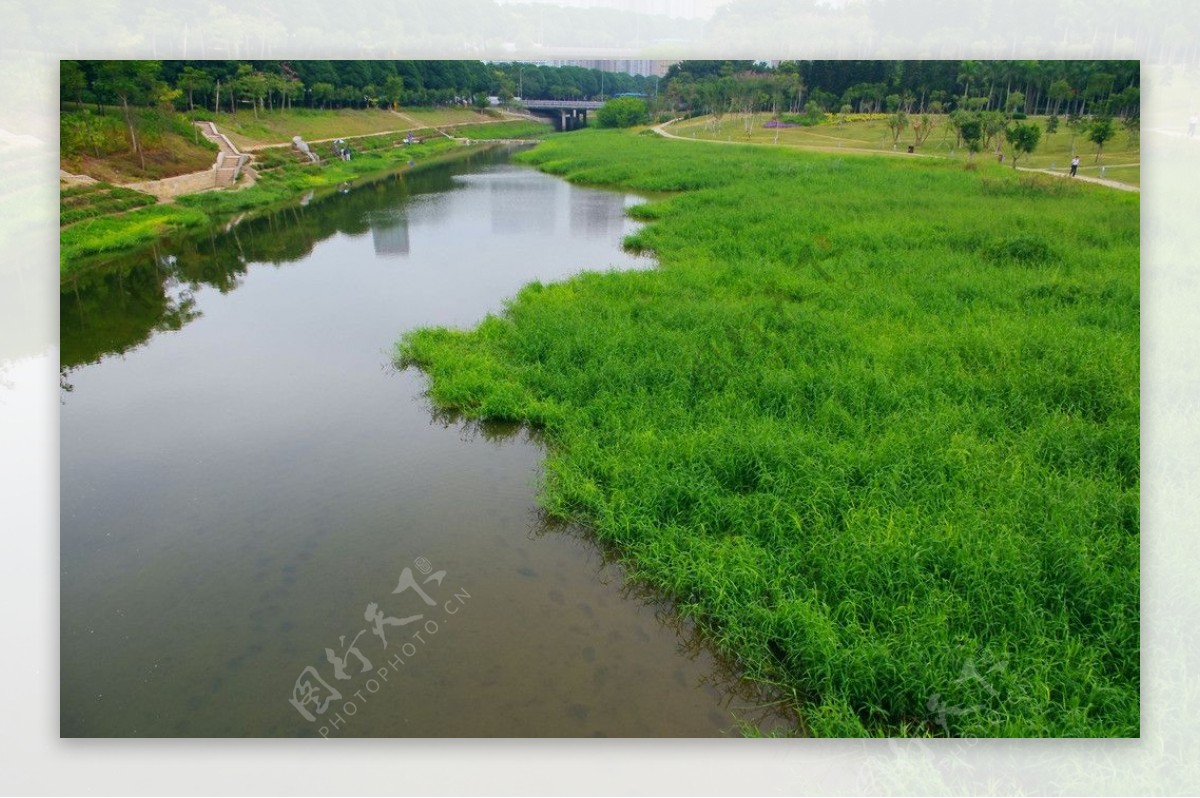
[520,100,604,131]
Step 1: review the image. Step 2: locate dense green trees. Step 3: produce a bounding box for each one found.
[658,60,1139,120]
[61,59,660,116]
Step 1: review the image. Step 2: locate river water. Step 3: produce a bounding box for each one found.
[60,146,791,737]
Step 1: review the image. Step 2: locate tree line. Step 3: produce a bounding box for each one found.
[61,59,1137,121]
[60,60,661,117]
[660,60,1140,119]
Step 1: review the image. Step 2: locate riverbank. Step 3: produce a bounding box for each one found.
[60,129,543,276]
[397,128,1140,737]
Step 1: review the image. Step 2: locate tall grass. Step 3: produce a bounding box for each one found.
[397,129,1139,737]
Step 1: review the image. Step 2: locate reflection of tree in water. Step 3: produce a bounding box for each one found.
[59,148,514,381]
[61,247,204,376]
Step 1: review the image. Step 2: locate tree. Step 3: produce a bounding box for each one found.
[311,82,336,109]
[1044,115,1059,136]
[948,109,970,148]
[957,60,980,99]
[886,110,908,146]
[595,97,648,128]
[960,116,983,159]
[232,65,268,118]
[1005,122,1041,169]
[1047,78,1073,117]
[1088,116,1116,162]
[911,114,934,148]
[176,66,213,112]
[980,110,1006,153]
[93,60,162,171]
[382,75,405,110]
[61,61,87,110]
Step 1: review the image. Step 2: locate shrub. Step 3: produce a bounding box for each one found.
[595,97,649,128]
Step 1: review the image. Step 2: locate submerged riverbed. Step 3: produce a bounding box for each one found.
[60,146,792,737]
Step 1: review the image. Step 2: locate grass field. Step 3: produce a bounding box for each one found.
[60,137,465,272]
[398,129,1139,737]
[212,107,522,150]
[669,113,1141,186]
[60,182,158,226]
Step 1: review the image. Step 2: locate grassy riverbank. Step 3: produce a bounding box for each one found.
[397,129,1139,737]
[60,115,551,275]
[61,137,462,274]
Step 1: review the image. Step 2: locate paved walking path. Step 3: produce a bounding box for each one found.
[62,113,539,202]
[651,119,1140,192]
[109,122,254,200]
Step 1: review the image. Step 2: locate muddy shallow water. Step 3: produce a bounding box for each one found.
[60,146,793,737]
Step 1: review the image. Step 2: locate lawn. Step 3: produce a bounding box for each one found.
[212,107,526,150]
[398,128,1140,737]
[669,113,1140,187]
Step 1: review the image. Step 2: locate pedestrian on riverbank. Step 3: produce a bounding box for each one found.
[1070,155,1080,177]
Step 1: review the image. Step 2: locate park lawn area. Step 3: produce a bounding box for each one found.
[398,128,1139,737]
[669,113,1140,187]
[214,107,512,150]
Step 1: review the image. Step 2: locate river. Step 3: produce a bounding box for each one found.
[60,145,791,737]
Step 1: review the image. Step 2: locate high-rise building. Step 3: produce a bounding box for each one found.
[492,0,733,21]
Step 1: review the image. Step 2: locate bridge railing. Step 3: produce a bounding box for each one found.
[520,100,605,110]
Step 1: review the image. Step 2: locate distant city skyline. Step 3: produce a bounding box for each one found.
[518,58,678,77]
[492,0,734,21]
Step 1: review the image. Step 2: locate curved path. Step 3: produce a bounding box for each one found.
[651,119,1139,192]
[65,112,541,202]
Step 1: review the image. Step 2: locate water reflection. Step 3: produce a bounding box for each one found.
[60,147,514,375]
[569,186,633,240]
[367,208,410,258]
[482,171,559,235]
[59,147,796,737]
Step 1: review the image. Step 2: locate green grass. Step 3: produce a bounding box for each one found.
[60,203,209,266]
[449,120,553,140]
[60,182,158,226]
[60,138,468,273]
[397,129,1139,737]
[214,107,528,150]
[669,114,1140,187]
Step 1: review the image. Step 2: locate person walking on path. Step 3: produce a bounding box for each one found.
[1070,155,1080,177]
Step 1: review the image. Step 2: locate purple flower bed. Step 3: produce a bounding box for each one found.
[763,120,799,128]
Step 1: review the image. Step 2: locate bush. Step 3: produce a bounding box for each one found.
[595,97,649,128]
[61,111,127,158]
